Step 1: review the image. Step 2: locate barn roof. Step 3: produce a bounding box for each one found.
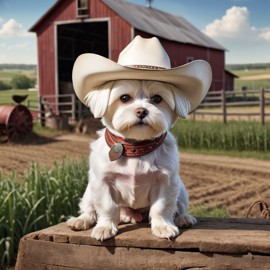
[30,0,225,51]
[225,69,239,78]
[29,0,62,32]
[102,0,225,51]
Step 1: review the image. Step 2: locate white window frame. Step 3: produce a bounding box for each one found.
[77,0,89,18]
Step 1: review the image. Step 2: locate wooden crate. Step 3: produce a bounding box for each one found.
[16,218,270,270]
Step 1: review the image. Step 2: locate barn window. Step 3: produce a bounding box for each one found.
[77,0,89,18]
[186,56,195,63]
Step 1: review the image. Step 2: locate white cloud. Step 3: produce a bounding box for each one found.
[202,6,270,63]
[0,18,36,64]
[0,18,32,38]
[259,28,270,41]
[203,6,270,43]
[0,39,37,64]
[203,6,255,39]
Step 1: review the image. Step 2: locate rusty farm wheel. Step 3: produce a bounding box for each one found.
[6,105,33,141]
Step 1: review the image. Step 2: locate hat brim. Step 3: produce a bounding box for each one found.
[72,53,212,112]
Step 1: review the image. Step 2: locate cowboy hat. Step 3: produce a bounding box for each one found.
[72,35,212,112]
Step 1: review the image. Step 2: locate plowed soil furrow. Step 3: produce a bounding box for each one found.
[188,180,248,201]
[1,134,270,218]
[0,135,91,177]
[180,153,270,217]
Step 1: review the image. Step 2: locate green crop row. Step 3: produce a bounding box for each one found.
[0,159,88,268]
[171,120,270,152]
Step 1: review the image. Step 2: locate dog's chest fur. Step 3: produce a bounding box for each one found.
[90,130,178,210]
[106,159,161,209]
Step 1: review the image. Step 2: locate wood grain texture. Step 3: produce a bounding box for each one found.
[16,217,270,270]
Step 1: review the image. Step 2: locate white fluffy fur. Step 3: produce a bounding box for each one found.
[67,80,196,241]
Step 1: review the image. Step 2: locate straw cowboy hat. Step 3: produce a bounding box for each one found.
[72,35,212,112]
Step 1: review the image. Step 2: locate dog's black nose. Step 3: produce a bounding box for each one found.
[136,108,148,119]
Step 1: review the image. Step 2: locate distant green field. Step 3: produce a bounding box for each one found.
[0,69,36,81]
[230,69,270,90]
[0,67,269,106]
[232,68,270,77]
[0,89,38,107]
[0,68,38,107]
[235,79,270,90]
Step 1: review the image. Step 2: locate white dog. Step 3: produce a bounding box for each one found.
[68,79,195,240]
[67,36,212,241]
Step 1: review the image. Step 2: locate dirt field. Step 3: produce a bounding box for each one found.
[1,132,270,218]
[239,74,270,80]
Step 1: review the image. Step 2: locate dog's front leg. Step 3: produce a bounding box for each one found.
[149,174,180,239]
[91,182,120,241]
[67,179,96,231]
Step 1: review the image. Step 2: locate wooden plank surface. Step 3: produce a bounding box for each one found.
[19,217,270,254]
[16,238,270,270]
[16,218,270,270]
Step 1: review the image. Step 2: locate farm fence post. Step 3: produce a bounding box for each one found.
[39,96,45,127]
[221,89,227,124]
[260,88,265,125]
[71,94,76,120]
[78,100,82,119]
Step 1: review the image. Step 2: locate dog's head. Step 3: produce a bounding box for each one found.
[85,80,190,141]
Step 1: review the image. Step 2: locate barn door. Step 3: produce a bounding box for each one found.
[56,21,108,117]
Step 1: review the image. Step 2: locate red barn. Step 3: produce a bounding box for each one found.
[30,0,234,117]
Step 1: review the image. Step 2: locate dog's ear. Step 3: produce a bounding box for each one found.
[171,87,191,118]
[84,82,113,118]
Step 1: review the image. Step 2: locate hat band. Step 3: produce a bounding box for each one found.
[125,65,167,70]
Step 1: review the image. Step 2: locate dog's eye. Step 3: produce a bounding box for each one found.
[120,95,132,103]
[151,95,162,104]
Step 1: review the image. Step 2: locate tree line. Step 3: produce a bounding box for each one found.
[0,76,36,90]
[226,63,270,71]
[1,63,270,71]
[0,64,37,90]
[0,64,36,70]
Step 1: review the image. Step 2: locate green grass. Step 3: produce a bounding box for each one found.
[0,89,38,107]
[235,79,270,90]
[0,68,38,108]
[189,204,229,218]
[0,159,88,267]
[0,69,36,81]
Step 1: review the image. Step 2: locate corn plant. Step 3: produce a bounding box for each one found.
[172,120,270,152]
[0,158,88,268]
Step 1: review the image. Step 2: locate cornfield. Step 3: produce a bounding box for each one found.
[0,159,88,268]
[172,120,270,152]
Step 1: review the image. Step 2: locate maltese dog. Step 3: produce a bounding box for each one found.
[67,79,197,240]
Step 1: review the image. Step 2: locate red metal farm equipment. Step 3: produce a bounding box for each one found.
[0,95,33,141]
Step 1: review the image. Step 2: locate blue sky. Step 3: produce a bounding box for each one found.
[0,0,270,64]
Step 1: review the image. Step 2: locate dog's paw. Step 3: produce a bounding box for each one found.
[175,214,197,228]
[152,223,179,239]
[91,223,118,241]
[67,213,96,231]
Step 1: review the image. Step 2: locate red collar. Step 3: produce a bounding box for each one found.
[105,129,167,161]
